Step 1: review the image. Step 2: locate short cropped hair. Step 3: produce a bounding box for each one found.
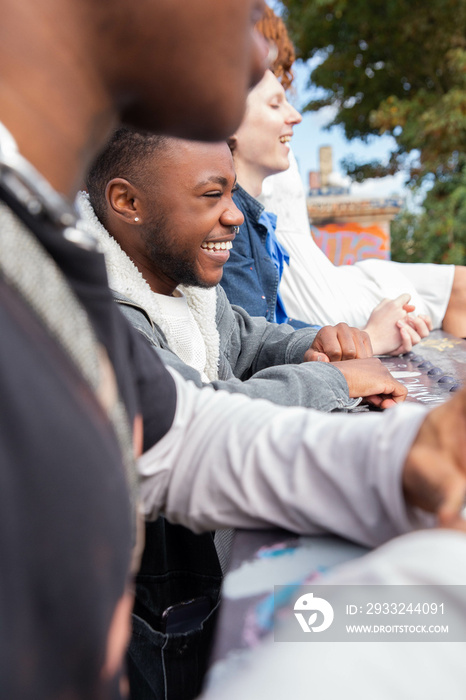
[86,128,171,225]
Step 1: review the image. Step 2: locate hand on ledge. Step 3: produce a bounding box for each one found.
[331,357,407,409]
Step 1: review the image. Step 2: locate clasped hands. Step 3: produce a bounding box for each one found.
[302,293,433,409]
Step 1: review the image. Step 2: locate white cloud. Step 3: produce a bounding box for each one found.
[327,171,352,188]
[350,172,407,198]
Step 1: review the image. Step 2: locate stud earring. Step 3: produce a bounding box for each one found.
[134,217,140,222]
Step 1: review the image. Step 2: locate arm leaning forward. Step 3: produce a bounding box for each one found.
[138,367,432,549]
[119,289,357,412]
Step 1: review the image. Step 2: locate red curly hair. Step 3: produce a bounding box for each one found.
[255,5,296,91]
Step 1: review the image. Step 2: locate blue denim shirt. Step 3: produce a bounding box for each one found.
[221,185,313,330]
[260,209,290,324]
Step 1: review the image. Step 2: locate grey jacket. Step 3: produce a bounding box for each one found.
[114,286,357,412]
[76,191,356,412]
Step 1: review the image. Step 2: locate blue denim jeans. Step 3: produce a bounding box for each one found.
[126,519,222,700]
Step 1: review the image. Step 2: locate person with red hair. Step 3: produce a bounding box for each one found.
[256,7,466,340]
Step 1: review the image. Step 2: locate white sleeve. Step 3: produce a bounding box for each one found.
[202,530,466,700]
[138,367,432,548]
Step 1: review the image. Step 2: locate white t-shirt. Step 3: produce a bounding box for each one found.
[260,151,454,329]
[154,289,209,382]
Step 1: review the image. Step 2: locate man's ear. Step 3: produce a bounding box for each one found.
[106,178,142,223]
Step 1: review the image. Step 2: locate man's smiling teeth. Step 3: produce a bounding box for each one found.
[201,241,233,251]
[279,135,291,143]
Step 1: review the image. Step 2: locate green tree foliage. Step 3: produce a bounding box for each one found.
[391,160,466,264]
[280,0,466,262]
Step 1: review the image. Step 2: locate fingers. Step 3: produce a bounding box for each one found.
[313,325,346,361]
[419,313,433,331]
[360,386,405,408]
[344,325,372,359]
[379,395,398,409]
[396,319,421,346]
[405,314,431,338]
[386,377,408,403]
[423,314,433,331]
[363,394,397,409]
[333,358,407,404]
[364,362,409,404]
[390,324,413,356]
[322,328,344,361]
[311,324,373,362]
[390,313,431,355]
[394,292,412,308]
[364,295,418,355]
[302,349,330,363]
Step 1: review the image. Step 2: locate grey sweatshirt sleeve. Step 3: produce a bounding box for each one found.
[139,368,432,550]
[117,291,357,412]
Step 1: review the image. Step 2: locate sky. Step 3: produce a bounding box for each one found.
[288,59,408,199]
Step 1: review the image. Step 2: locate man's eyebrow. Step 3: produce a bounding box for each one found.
[195,175,229,188]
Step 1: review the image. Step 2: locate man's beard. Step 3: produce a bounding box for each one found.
[142,216,212,289]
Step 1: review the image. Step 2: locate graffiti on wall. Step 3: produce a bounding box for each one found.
[311,222,390,265]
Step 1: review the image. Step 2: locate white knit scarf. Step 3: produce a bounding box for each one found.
[77,192,220,381]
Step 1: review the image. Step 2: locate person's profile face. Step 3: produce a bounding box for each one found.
[111,0,269,142]
[232,69,302,182]
[140,141,244,292]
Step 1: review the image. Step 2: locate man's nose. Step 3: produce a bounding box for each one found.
[222,202,244,227]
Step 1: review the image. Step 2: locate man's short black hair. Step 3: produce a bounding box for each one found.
[86,127,171,225]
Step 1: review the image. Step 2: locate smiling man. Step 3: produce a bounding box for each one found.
[80,128,407,412]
